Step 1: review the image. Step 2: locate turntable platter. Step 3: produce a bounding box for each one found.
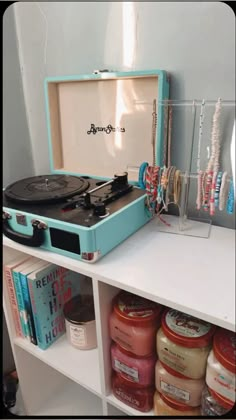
[4,174,90,204]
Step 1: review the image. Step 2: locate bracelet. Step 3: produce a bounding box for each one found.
[161,166,169,190]
[219,171,228,211]
[214,171,222,208]
[196,171,203,210]
[174,169,181,205]
[166,166,176,205]
[138,162,148,189]
[226,179,235,214]
[203,170,213,211]
[209,171,218,216]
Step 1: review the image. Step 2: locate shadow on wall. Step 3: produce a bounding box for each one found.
[3,5,35,188]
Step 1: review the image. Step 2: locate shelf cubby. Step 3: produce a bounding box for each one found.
[3,219,235,415]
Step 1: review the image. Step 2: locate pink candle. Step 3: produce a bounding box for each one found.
[111,342,157,386]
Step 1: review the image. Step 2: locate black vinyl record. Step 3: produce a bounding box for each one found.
[4,175,89,204]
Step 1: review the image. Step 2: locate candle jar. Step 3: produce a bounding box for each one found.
[63,294,97,350]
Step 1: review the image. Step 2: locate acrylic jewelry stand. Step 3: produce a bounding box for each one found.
[129,99,235,239]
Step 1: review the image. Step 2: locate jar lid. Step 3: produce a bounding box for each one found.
[63,294,95,324]
[213,328,236,373]
[113,291,162,326]
[159,391,194,412]
[161,309,216,348]
[209,387,235,410]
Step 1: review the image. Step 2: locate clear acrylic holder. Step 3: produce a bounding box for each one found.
[127,99,235,239]
[155,172,212,239]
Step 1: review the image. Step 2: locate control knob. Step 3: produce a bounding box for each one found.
[93,202,107,217]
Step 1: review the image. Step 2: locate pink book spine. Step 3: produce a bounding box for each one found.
[4,266,23,338]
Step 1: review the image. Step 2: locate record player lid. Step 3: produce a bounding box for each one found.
[44,70,169,182]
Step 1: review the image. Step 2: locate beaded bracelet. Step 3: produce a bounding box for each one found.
[214,171,222,208]
[145,165,159,211]
[209,171,218,216]
[219,171,228,211]
[161,166,169,190]
[166,166,176,205]
[203,171,213,211]
[226,179,235,214]
[157,167,164,205]
[174,169,181,205]
[196,170,203,210]
[138,162,148,189]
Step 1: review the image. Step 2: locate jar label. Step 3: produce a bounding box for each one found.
[165,309,212,338]
[160,380,190,401]
[70,324,87,347]
[114,358,139,382]
[114,387,140,408]
[118,294,157,318]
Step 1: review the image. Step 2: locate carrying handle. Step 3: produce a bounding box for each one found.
[3,212,47,247]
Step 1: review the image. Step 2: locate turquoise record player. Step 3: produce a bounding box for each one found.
[3,70,169,262]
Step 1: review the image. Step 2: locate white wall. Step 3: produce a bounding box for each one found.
[3,2,235,228]
[3,4,34,187]
[12,2,235,172]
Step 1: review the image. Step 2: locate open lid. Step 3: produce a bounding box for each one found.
[44,70,169,181]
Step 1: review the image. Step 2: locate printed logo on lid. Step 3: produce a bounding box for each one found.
[118,294,157,318]
[165,310,212,338]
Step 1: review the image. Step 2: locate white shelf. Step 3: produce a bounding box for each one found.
[3,219,235,331]
[14,335,102,397]
[106,394,154,416]
[34,380,103,416]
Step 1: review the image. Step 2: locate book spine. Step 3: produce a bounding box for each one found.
[4,267,23,338]
[12,271,31,340]
[20,274,37,345]
[28,279,44,348]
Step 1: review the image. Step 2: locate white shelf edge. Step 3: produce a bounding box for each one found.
[106,394,154,416]
[94,274,235,333]
[3,236,95,278]
[14,337,102,398]
[3,232,235,332]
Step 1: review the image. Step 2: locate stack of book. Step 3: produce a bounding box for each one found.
[4,256,82,350]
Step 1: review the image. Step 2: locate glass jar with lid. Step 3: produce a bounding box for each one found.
[110,291,162,356]
[201,386,234,416]
[112,372,155,412]
[156,308,216,379]
[111,342,156,386]
[154,390,201,416]
[155,360,205,406]
[206,327,236,403]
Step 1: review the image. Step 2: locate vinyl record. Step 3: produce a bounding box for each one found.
[4,174,90,204]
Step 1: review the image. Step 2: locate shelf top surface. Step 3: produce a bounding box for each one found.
[3,218,235,331]
[14,336,102,397]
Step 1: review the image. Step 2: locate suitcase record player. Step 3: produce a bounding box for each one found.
[3,70,169,262]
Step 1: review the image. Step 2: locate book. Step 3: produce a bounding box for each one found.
[19,259,49,345]
[4,256,31,338]
[27,264,82,350]
[12,257,40,340]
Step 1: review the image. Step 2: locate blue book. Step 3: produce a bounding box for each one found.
[12,257,38,340]
[20,259,49,345]
[27,263,82,350]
